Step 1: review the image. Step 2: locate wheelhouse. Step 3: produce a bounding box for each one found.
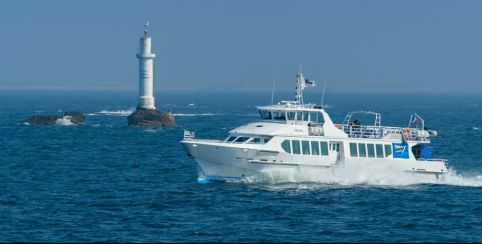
[257,101,325,125]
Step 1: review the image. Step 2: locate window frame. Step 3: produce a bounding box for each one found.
[302,140,311,155]
[350,143,358,157]
[384,144,392,157]
[311,141,320,155]
[292,140,301,154]
[281,140,291,153]
[376,144,384,158]
[358,143,367,157]
[320,141,329,156]
[367,143,375,158]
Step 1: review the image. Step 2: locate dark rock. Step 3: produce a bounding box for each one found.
[64,111,85,124]
[127,108,176,127]
[23,115,61,125]
[23,111,85,125]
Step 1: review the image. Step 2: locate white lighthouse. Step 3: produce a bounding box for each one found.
[136,22,156,110]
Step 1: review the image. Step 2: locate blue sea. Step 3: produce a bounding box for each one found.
[0,90,481,242]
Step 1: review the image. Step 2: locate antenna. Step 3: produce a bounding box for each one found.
[271,77,276,104]
[321,80,327,107]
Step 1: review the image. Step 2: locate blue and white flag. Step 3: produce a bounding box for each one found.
[304,78,315,88]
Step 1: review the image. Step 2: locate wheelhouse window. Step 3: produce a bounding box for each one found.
[384,144,392,157]
[292,140,301,154]
[248,138,261,144]
[225,136,237,142]
[281,140,291,153]
[350,143,358,157]
[302,141,310,155]
[287,112,296,121]
[367,144,375,158]
[259,110,272,120]
[358,143,367,157]
[376,144,384,158]
[234,137,250,143]
[272,111,286,121]
[311,141,320,155]
[247,137,272,144]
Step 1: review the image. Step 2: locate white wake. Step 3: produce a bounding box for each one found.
[237,167,482,188]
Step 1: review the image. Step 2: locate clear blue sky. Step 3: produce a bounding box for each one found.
[1,0,482,92]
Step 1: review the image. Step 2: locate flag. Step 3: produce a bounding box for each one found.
[300,77,316,90]
[304,78,315,87]
[183,130,195,140]
[411,116,420,125]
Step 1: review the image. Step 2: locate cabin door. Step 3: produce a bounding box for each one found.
[329,141,343,164]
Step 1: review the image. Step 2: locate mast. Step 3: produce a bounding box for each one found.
[295,65,304,104]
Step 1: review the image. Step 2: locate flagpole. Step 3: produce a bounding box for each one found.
[271,77,276,105]
[321,80,326,107]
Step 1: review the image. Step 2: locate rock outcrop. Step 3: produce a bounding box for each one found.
[63,111,85,124]
[127,108,176,127]
[23,111,85,125]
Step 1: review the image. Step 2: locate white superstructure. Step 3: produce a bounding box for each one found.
[181,71,449,183]
[136,22,156,110]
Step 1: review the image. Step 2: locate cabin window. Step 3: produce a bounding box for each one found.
[358,143,367,157]
[281,140,291,153]
[287,112,296,120]
[350,143,358,157]
[302,141,310,155]
[259,110,272,120]
[248,137,271,144]
[273,111,286,121]
[292,140,301,154]
[376,144,384,158]
[234,137,250,143]
[248,138,261,144]
[384,144,392,157]
[302,112,309,121]
[311,141,320,155]
[320,141,329,156]
[367,144,375,158]
[226,136,236,142]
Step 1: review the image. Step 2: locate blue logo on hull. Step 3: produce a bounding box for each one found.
[393,143,409,159]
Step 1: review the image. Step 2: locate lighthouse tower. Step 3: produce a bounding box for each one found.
[128,22,175,127]
[136,22,156,110]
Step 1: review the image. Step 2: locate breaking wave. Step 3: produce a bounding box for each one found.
[88,109,135,116]
[173,113,219,117]
[55,116,75,126]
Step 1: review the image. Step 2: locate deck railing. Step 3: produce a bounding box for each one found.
[340,125,430,142]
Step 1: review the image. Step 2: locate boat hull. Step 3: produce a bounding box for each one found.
[181,140,448,183]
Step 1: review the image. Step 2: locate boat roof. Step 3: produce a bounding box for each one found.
[257,101,324,112]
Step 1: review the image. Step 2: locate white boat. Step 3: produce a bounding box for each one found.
[180,71,448,183]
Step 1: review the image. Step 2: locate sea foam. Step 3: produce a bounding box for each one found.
[225,167,482,188]
[173,113,219,117]
[55,116,75,126]
[95,109,135,116]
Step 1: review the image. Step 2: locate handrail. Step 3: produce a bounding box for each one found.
[341,125,430,142]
